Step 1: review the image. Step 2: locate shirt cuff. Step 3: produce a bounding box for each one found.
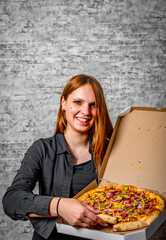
[32,195,54,215]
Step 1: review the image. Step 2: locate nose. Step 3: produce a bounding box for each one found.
[81,104,90,115]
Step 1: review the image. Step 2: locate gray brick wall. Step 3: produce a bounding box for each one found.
[0,0,166,239]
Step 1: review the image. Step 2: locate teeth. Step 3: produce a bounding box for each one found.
[77,117,89,122]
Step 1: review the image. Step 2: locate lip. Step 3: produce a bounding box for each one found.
[76,117,91,124]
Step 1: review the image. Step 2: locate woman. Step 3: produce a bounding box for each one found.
[2,74,113,240]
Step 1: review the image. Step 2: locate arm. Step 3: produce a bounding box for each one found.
[29,196,108,228]
[2,140,54,220]
[28,197,59,218]
[3,139,107,228]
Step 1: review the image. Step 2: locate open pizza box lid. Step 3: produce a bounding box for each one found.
[56,107,166,240]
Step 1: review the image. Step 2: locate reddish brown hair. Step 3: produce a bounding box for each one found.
[54,74,113,169]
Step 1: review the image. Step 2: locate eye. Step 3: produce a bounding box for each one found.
[90,103,96,108]
[74,100,81,105]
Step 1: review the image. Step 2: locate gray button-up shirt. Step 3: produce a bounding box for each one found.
[2,133,98,239]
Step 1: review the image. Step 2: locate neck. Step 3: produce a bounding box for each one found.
[64,129,89,149]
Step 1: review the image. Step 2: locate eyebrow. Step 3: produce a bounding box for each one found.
[73,97,96,104]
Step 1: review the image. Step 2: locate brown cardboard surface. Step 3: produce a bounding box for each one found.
[56,107,166,239]
[102,108,166,193]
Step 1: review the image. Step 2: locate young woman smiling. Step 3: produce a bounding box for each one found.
[3,75,113,240]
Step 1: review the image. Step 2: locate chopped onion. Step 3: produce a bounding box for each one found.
[108,210,115,213]
[129,198,135,202]
[125,204,132,208]
[117,209,124,212]
[142,209,147,214]
[126,212,134,215]
[137,204,142,208]
[120,213,127,218]
[108,204,113,208]
[112,200,121,203]
[145,204,150,207]
[103,209,109,212]
[134,195,141,199]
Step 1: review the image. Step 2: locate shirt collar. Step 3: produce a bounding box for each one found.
[56,133,92,154]
[56,133,70,154]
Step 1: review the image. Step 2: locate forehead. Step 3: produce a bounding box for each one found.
[68,84,96,102]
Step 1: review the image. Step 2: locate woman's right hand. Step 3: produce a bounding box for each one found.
[50,198,108,228]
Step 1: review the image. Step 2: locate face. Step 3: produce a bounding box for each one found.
[62,84,97,135]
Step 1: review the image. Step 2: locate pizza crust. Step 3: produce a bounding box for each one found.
[97,214,117,224]
[114,184,145,193]
[139,210,160,226]
[113,220,148,232]
[147,191,165,212]
[113,210,161,232]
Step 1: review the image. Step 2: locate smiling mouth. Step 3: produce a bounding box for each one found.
[76,117,90,122]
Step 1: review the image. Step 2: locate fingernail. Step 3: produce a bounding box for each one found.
[96,210,102,213]
[103,223,108,227]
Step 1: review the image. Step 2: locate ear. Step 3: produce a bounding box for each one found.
[61,96,66,111]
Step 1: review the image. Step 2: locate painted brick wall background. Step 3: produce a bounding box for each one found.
[0,0,166,239]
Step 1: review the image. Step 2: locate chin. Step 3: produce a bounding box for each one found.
[75,127,90,134]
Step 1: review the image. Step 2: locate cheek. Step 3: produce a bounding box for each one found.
[69,106,76,113]
[92,109,97,118]
[66,106,77,118]
[70,105,80,112]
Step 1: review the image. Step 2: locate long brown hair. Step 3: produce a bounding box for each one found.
[54,74,113,169]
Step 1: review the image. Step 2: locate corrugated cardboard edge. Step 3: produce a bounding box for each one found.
[119,106,132,117]
[119,106,166,117]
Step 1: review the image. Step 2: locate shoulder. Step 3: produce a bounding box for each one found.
[25,133,66,161]
[37,135,57,148]
[26,135,58,158]
[30,135,56,148]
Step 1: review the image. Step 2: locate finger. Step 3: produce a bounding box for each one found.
[96,215,108,227]
[84,209,108,227]
[76,222,92,229]
[81,216,98,226]
[70,215,95,229]
[84,204,101,214]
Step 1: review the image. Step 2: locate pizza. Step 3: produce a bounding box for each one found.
[78,184,165,232]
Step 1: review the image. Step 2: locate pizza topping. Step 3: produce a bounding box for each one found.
[77,183,165,233]
[123,186,129,191]
[80,185,164,225]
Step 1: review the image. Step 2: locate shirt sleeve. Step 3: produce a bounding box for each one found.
[2,139,54,221]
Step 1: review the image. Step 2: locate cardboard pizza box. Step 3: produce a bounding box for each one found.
[56,107,166,240]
